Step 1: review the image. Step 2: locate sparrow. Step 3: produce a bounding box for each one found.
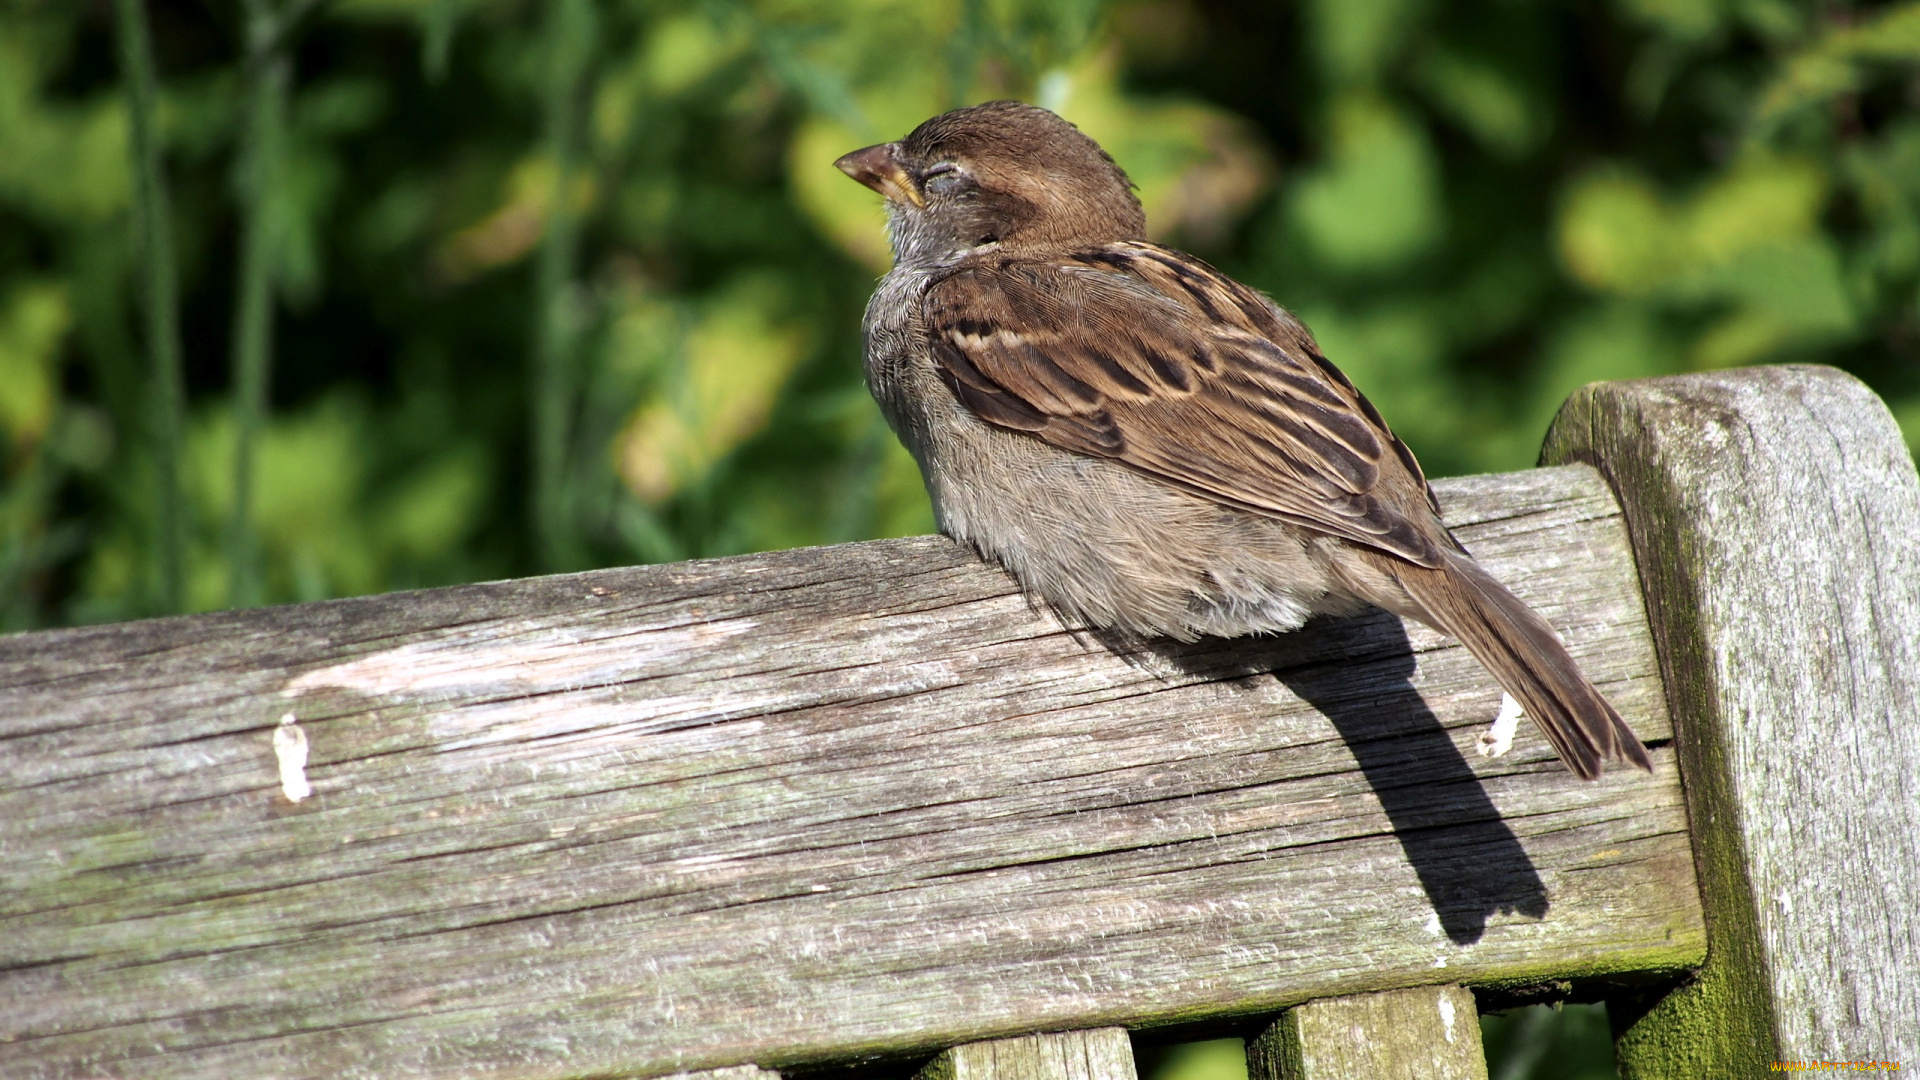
[836,101,1651,779]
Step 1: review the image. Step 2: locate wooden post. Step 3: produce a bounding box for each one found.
[1542,365,1920,1073]
[917,1029,1137,1080]
[1245,987,1485,1080]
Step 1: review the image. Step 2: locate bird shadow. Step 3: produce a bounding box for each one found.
[1088,610,1548,946]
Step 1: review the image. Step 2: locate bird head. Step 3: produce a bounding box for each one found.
[835,101,1146,267]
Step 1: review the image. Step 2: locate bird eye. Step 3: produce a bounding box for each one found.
[921,163,967,196]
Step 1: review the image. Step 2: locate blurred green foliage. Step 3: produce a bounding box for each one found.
[1134,1007,1620,1080]
[4,0,1914,1068]
[1,0,1916,630]
[1482,1004,1622,1080]
[1139,1036,1247,1080]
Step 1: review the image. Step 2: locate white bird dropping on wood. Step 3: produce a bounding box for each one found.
[1478,693,1523,759]
[273,713,312,803]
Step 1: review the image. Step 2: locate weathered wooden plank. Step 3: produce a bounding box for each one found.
[1543,365,1920,1073]
[916,1029,1136,1080]
[1245,986,1486,1080]
[0,465,1700,1080]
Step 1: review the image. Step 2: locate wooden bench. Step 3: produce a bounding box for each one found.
[4,366,1915,1078]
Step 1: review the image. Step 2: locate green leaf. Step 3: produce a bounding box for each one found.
[1307,0,1429,84]
[613,275,810,503]
[1558,155,1830,297]
[375,448,488,560]
[1755,2,1920,124]
[1414,48,1548,159]
[1617,0,1725,42]
[1529,303,1679,439]
[1671,237,1856,338]
[0,281,71,452]
[1290,94,1443,271]
[0,29,131,223]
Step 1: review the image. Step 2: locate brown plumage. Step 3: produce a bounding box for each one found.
[838,100,1652,779]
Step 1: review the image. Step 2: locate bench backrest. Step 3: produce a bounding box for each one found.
[2,366,1913,1077]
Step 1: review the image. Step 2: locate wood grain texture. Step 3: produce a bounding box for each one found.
[1246,986,1486,1080]
[0,465,1700,1080]
[1543,365,1920,1073]
[916,1029,1135,1080]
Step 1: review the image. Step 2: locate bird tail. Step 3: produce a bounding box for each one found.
[1391,551,1653,780]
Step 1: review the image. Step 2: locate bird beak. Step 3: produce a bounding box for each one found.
[835,143,924,208]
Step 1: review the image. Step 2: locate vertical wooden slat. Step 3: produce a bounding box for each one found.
[917,1029,1138,1080]
[1246,987,1486,1080]
[1543,366,1920,1074]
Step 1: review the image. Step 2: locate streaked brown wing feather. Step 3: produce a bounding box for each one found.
[924,241,1448,567]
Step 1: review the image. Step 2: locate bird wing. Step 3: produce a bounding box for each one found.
[922,241,1449,567]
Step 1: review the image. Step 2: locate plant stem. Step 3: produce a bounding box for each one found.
[423,0,461,82]
[227,0,293,609]
[530,0,594,571]
[948,0,987,108]
[112,0,188,614]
